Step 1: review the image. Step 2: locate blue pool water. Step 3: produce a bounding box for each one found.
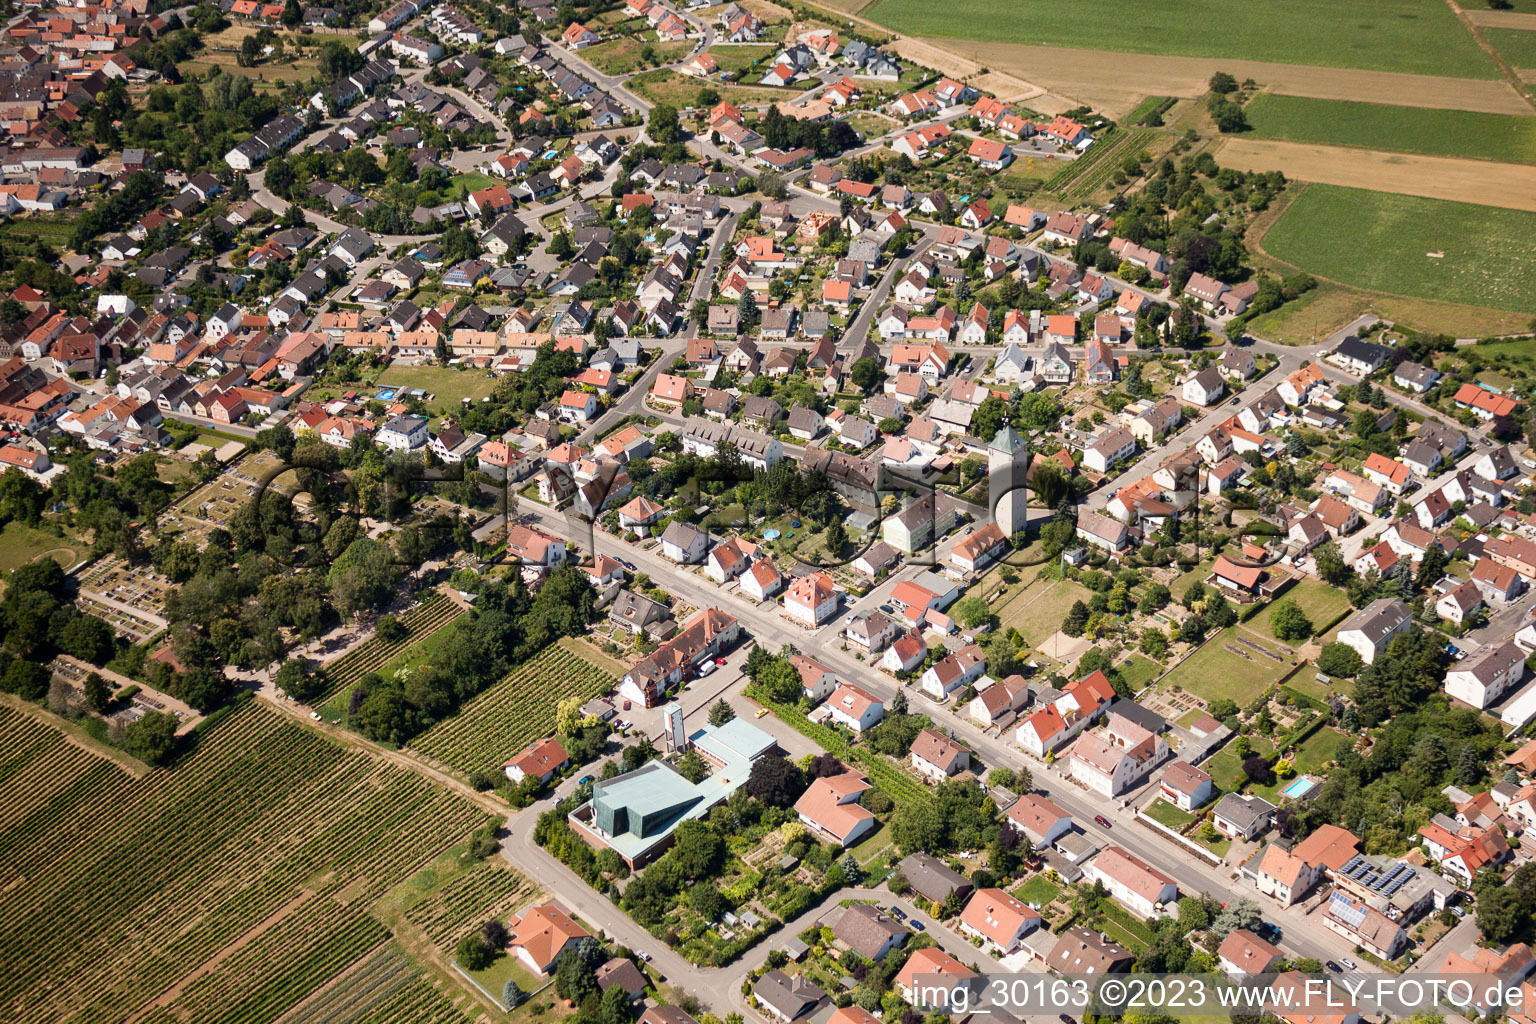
[376,388,398,400]
[1281,777,1316,799]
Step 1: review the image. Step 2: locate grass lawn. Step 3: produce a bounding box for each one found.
[583,36,692,75]
[1207,735,1276,791]
[1013,874,1063,907]
[1285,674,1339,703]
[995,578,1093,646]
[860,0,1497,77]
[1486,27,1536,69]
[464,951,540,1002]
[1292,726,1354,771]
[1171,558,1215,600]
[1253,579,1353,640]
[629,68,790,106]
[1261,184,1536,314]
[1243,93,1536,164]
[378,616,466,680]
[849,822,893,865]
[376,364,502,416]
[708,43,774,75]
[448,172,497,199]
[1117,656,1162,691]
[1161,629,1293,705]
[0,521,83,573]
[1144,797,1198,830]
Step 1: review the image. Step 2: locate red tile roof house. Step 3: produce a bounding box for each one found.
[794,772,877,847]
[507,903,590,974]
[958,887,1041,955]
[504,736,570,785]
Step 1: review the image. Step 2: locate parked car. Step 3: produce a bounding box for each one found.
[909,919,925,931]
[1094,815,1112,829]
[578,775,594,786]
[697,661,718,677]
[1325,961,1342,973]
[1340,959,1357,971]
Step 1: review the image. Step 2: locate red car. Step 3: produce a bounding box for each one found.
[1094,815,1112,829]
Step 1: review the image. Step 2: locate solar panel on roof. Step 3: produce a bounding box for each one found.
[1342,855,1365,874]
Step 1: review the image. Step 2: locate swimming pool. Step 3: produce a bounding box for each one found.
[376,388,398,400]
[1281,776,1317,799]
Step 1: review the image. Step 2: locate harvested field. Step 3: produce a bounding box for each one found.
[917,40,1531,118]
[1216,137,1536,212]
[1464,10,1536,28]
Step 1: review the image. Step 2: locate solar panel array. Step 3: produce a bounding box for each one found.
[1339,855,1415,895]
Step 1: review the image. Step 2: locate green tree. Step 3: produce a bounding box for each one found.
[1030,460,1069,510]
[1313,541,1351,586]
[1139,628,1168,659]
[708,698,735,726]
[1317,642,1363,678]
[123,710,177,765]
[275,658,324,702]
[1269,599,1313,642]
[824,521,847,557]
[83,671,111,713]
[1062,600,1090,637]
[1208,71,1239,93]
[648,103,682,144]
[678,748,708,783]
[850,356,880,393]
[972,396,1007,441]
[456,932,494,971]
[952,596,994,630]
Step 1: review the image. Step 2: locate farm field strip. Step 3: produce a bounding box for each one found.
[931,39,1532,117]
[861,0,1498,77]
[410,644,614,776]
[0,703,489,1024]
[1242,93,1536,165]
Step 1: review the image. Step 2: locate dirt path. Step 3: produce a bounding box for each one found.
[124,890,318,1024]
[1215,137,1536,211]
[0,692,150,778]
[928,39,1535,117]
[1443,0,1536,112]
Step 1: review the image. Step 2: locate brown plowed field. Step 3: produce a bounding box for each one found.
[1215,137,1536,212]
[927,40,1534,117]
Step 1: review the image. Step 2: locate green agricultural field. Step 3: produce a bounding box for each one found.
[376,363,503,415]
[0,703,490,1024]
[1261,185,1536,314]
[860,0,1497,77]
[1160,628,1294,704]
[1485,27,1536,69]
[1243,94,1536,164]
[410,641,615,777]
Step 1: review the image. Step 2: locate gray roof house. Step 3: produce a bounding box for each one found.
[897,852,973,904]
